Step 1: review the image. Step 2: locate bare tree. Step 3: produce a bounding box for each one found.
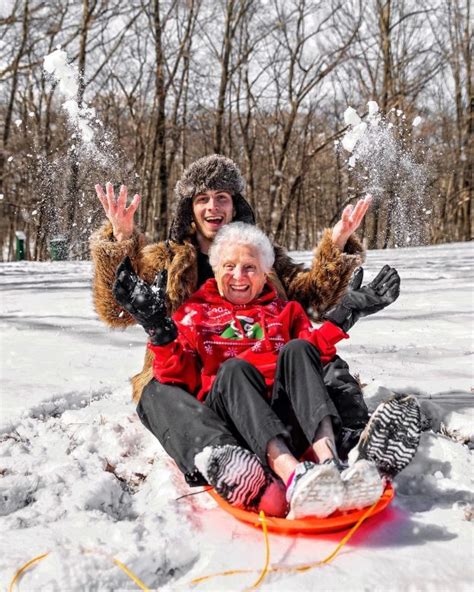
[0,0,470,260]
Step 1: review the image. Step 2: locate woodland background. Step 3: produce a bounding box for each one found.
[0,0,471,261]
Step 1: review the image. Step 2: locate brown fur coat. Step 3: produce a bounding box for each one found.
[90,221,363,402]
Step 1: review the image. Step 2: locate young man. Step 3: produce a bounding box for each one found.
[90,154,372,484]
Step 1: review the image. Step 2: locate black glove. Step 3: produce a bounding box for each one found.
[113,256,177,345]
[323,265,400,332]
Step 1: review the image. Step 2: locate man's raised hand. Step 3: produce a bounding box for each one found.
[95,182,141,242]
[331,195,372,251]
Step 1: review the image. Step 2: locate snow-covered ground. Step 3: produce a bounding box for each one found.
[1,242,473,591]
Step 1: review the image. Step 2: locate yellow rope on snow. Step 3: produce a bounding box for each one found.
[113,558,150,591]
[273,499,379,574]
[190,499,379,587]
[190,511,270,588]
[247,511,270,590]
[9,551,150,591]
[9,502,378,591]
[9,552,49,592]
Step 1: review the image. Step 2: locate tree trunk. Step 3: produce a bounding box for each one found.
[65,0,92,255]
[214,0,236,153]
[368,0,393,248]
[0,0,29,198]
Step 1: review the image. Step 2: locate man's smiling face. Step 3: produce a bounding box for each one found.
[192,190,234,244]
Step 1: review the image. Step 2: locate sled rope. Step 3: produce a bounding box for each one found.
[10,502,378,591]
[113,558,150,591]
[190,500,378,587]
[9,551,150,591]
[248,511,270,589]
[274,499,378,573]
[8,552,49,592]
[189,510,270,589]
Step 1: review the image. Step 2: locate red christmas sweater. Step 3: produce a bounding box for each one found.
[149,279,348,401]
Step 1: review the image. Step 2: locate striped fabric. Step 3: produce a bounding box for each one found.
[196,445,269,510]
[351,395,422,478]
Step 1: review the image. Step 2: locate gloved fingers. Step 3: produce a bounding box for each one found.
[385,282,401,303]
[151,270,169,315]
[369,264,392,288]
[371,269,398,293]
[113,280,137,311]
[113,257,141,310]
[112,272,136,304]
[128,278,156,313]
[384,272,401,290]
[152,269,168,294]
[121,300,138,314]
[116,255,135,277]
[115,256,138,289]
[349,267,364,291]
[112,279,137,313]
[376,271,400,295]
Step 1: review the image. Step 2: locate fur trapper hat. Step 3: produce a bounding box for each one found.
[169,154,255,243]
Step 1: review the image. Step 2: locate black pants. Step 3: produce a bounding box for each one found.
[137,340,343,486]
[323,355,369,430]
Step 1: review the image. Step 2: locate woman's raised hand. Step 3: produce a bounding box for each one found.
[95,182,141,242]
[331,195,372,251]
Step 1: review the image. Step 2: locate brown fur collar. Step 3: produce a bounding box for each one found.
[139,240,199,313]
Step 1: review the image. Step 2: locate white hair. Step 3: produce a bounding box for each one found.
[208,222,275,272]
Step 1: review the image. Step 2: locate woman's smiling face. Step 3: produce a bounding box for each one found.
[215,244,267,305]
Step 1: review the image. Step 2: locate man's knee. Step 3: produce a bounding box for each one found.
[137,379,157,416]
[324,355,361,391]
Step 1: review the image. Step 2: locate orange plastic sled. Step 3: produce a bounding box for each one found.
[208,483,394,534]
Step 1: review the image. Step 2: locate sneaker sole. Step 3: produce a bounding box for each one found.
[196,445,269,510]
[340,459,384,511]
[352,394,421,478]
[288,464,344,519]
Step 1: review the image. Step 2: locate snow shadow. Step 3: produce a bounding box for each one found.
[261,502,456,550]
[0,388,113,435]
[394,435,473,512]
[0,281,90,291]
[2,315,146,346]
[351,504,458,548]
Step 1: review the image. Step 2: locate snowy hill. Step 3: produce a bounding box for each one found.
[1,242,473,591]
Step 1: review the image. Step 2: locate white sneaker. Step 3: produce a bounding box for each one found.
[287,461,344,519]
[339,459,384,512]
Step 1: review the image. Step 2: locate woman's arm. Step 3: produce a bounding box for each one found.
[149,337,201,395]
[289,301,349,364]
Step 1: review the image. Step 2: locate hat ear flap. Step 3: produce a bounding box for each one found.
[169,197,194,243]
[233,194,256,225]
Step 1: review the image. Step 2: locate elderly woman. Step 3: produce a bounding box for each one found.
[113,223,419,518]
